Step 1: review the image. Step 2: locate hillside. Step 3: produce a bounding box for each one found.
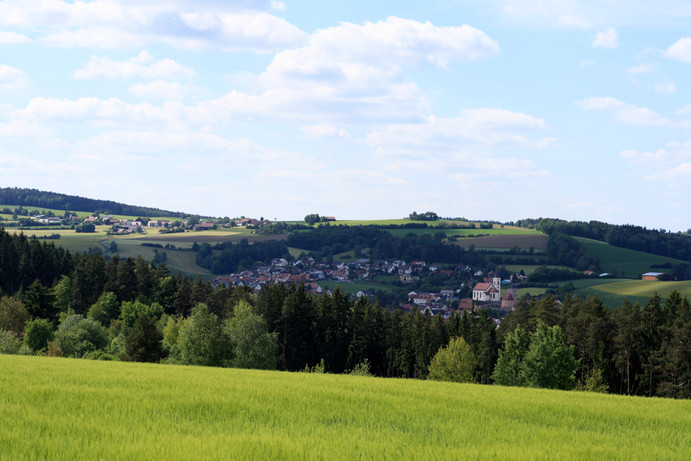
[576,237,688,278]
[0,187,185,217]
[1,355,689,460]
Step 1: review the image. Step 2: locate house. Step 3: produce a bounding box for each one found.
[501,288,518,310]
[194,222,215,231]
[458,298,474,312]
[472,277,501,303]
[642,272,672,281]
[271,258,288,267]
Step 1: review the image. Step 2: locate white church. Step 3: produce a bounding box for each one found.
[472,277,501,303]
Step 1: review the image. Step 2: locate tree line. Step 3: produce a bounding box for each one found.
[0,227,689,398]
[193,239,290,274]
[0,187,184,218]
[519,218,691,275]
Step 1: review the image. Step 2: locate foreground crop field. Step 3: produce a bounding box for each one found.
[1,356,689,460]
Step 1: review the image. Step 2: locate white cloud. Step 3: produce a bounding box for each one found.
[0,120,53,138]
[263,17,500,86]
[579,60,595,67]
[0,0,306,52]
[75,131,269,157]
[593,27,619,49]
[246,17,499,122]
[0,65,29,89]
[14,97,187,129]
[0,30,31,44]
[300,124,351,140]
[653,78,676,94]
[128,80,191,100]
[495,1,691,28]
[368,109,550,158]
[449,157,549,189]
[627,63,657,74]
[620,149,669,164]
[646,163,691,183]
[665,37,691,63]
[576,97,669,126]
[74,51,194,80]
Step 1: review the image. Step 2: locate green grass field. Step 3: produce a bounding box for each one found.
[591,279,691,298]
[504,265,568,275]
[1,355,689,460]
[576,238,685,278]
[318,277,400,295]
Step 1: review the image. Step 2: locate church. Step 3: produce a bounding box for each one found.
[472,277,501,303]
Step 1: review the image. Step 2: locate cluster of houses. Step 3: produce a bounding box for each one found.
[210,256,523,319]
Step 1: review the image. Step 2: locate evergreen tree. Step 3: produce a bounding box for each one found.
[612,300,642,395]
[125,313,165,363]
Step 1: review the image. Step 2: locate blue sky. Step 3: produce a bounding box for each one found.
[1,1,690,231]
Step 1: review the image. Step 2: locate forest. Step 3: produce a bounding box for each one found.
[193,239,291,274]
[0,227,689,398]
[0,187,184,218]
[286,225,483,265]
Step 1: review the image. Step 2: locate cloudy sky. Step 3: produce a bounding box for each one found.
[1,1,690,231]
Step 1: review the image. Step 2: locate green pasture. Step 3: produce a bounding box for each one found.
[0,204,93,218]
[534,278,691,308]
[516,287,548,298]
[577,238,685,278]
[113,240,211,276]
[318,277,399,295]
[504,265,568,275]
[1,355,689,460]
[579,280,691,303]
[286,246,305,258]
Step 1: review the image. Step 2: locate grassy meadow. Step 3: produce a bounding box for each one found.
[576,237,685,278]
[1,355,689,460]
[570,279,691,307]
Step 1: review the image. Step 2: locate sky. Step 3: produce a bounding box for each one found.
[0,1,690,231]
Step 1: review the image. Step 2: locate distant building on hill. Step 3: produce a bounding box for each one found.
[642,272,672,281]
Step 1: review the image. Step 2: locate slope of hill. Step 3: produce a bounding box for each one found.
[576,237,687,278]
[0,187,184,217]
[1,355,689,460]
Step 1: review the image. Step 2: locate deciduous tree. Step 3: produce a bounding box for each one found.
[428,336,477,383]
[520,320,579,390]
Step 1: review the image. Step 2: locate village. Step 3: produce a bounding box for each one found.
[210,256,523,321]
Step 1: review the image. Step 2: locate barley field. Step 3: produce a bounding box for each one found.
[1,355,689,460]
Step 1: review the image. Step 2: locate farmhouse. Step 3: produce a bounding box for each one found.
[472,277,501,303]
[642,272,672,281]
